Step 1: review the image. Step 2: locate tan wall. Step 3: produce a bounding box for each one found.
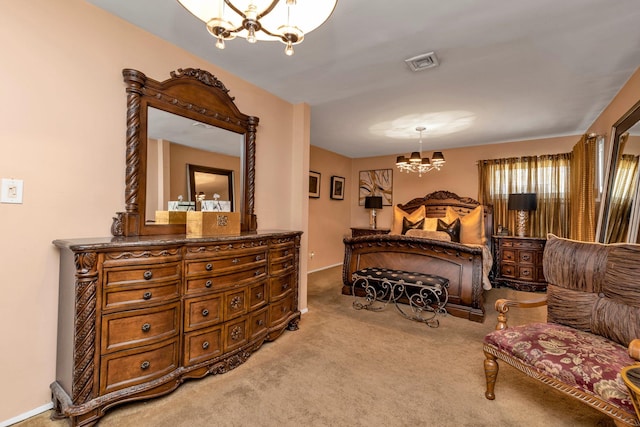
[0,0,308,422]
[308,146,352,271]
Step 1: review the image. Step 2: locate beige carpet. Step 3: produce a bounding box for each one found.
[18,266,615,427]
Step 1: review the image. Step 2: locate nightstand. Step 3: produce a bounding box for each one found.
[351,227,391,237]
[492,235,547,292]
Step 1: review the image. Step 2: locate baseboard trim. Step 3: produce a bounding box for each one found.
[1,402,53,427]
[307,263,342,274]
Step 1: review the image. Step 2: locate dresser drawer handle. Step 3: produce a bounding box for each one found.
[505,254,513,260]
[281,282,289,290]
[284,250,289,256]
[141,323,151,333]
[202,341,210,350]
[143,270,153,280]
[522,270,531,277]
[232,258,239,264]
[140,361,150,370]
[255,255,262,261]
[257,319,265,326]
[256,292,263,299]
[281,306,287,313]
[205,280,212,288]
[254,270,262,276]
[522,254,531,261]
[143,291,152,300]
[205,263,213,271]
[202,309,209,317]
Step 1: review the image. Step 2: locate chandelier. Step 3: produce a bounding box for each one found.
[177,0,337,56]
[396,126,445,177]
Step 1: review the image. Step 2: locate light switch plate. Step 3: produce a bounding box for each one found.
[1,178,24,204]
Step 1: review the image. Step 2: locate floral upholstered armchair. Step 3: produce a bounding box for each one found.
[483,234,640,427]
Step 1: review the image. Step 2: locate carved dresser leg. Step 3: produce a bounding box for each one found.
[484,350,499,400]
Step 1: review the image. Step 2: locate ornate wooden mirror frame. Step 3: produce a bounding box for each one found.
[111,68,258,236]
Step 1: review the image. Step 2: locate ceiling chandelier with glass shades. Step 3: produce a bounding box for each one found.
[177,0,338,56]
[396,126,446,177]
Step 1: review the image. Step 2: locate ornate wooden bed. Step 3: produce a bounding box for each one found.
[342,191,494,323]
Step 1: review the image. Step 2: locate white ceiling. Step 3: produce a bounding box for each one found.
[86,0,640,158]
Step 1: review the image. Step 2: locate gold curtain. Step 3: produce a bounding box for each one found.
[477,154,571,238]
[569,134,598,241]
[606,149,638,242]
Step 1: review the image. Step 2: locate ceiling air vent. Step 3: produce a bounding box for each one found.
[405,52,439,72]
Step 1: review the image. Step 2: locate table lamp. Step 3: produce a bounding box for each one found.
[364,196,383,229]
[508,193,537,237]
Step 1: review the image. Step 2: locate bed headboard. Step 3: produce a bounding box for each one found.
[397,190,494,250]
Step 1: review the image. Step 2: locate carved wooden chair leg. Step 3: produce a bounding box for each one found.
[484,350,498,400]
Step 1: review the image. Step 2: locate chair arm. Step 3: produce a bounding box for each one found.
[494,296,548,331]
[630,339,640,361]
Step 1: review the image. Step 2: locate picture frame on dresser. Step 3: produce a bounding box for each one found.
[330,175,345,200]
[309,171,321,198]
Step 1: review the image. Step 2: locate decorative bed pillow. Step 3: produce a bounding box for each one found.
[391,205,425,235]
[401,217,425,235]
[437,218,461,242]
[445,205,485,245]
[405,229,452,241]
[423,217,439,231]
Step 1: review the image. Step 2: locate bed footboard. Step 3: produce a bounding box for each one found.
[342,235,486,322]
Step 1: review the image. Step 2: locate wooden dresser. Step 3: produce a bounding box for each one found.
[52,231,301,427]
[492,235,547,292]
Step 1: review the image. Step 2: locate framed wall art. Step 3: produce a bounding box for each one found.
[359,169,393,206]
[309,171,321,198]
[330,176,345,200]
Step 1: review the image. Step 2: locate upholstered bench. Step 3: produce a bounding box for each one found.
[483,235,640,426]
[351,267,449,327]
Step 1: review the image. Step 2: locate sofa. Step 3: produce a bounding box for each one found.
[483,234,640,426]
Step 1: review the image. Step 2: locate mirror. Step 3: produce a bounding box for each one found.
[112,68,258,237]
[146,107,241,222]
[597,99,640,243]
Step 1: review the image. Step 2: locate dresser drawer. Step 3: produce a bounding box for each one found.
[518,250,536,264]
[270,244,294,261]
[270,257,295,276]
[269,273,294,301]
[224,288,248,320]
[184,294,223,332]
[501,249,516,262]
[184,267,267,295]
[183,325,223,367]
[100,338,179,394]
[224,317,248,352]
[269,293,294,327]
[103,280,180,311]
[249,281,268,311]
[500,264,516,279]
[250,307,268,339]
[103,247,182,267]
[513,240,544,250]
[101,302,180,353]
[517,266,535,281]
[104,263,181,287]
[185,252,266,276]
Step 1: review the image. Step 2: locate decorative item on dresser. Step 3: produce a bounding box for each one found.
[52,67,302,427]
[492,235,547,292]
[350,227,391,237]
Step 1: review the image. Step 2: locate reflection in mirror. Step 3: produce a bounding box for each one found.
[187,164,234,210]
[598,100,640,243]
[146,107,242,224]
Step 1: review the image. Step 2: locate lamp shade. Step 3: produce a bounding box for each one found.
[508,193,537,211]
[364,196,383,209]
